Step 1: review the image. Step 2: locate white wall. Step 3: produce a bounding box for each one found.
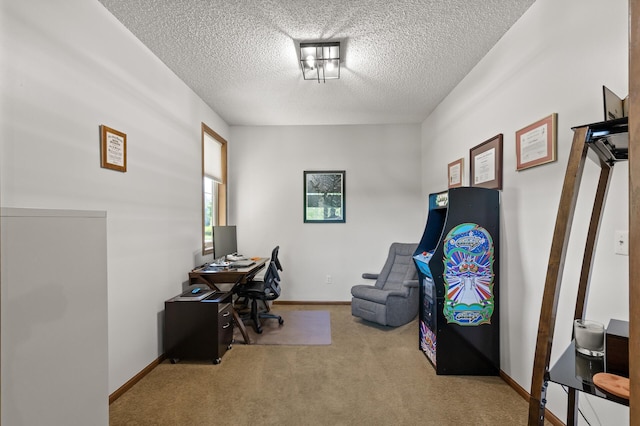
[229,124,423,301]
[421,0,629,423]
[2,0,631,422]
[0,0,228,395]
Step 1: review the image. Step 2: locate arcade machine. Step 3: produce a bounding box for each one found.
[413,187,500,375]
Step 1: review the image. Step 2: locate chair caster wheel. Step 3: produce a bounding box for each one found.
[227,344,233,350]
[278,318,284,325]
[213,358,221,365]
[170,358,179,364]
[256,327,263,334]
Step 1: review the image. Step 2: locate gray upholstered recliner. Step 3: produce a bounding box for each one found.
[351,242,419,327]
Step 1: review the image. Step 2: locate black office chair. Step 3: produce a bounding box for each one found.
[262,246,283,312]
[270,245,283,278]
[235,245,282,309]
[235,260,284,333]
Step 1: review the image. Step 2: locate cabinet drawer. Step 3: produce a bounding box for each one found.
[219,318,233,341]
[219,302,232,315]
[218,303,234,353]
[218,303,233,333]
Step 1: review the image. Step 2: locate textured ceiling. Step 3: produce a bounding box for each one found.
[98,0,535,126]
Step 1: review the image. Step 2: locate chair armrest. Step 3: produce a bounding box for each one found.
[388,282,419,298]
[403,280,419,288]
[362,273,379,280]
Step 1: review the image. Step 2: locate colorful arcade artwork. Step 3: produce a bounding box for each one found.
[420,322,437,366]
[442,223,495,326]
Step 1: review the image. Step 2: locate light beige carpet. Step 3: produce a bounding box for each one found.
[110,305,547,425]
[235,310,331,345]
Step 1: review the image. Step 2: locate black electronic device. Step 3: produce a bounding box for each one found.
[212,225,238,261]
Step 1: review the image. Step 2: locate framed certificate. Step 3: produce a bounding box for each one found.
[470,134,503,190]
[447,158,464,188]
[515,113,557,171]
[100,125,127,172]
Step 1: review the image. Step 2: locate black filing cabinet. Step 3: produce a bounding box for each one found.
[164,290,233,364]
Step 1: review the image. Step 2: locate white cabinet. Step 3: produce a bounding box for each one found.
[1,208,108,426]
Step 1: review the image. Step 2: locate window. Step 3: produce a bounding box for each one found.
[202,124,227,255]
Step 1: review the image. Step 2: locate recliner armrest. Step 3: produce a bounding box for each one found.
[362,273,379,280]
[402,280,419,288]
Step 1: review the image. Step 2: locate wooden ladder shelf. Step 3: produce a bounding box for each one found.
[527,118,629,425]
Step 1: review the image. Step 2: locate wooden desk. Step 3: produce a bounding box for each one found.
[189,258,267,344]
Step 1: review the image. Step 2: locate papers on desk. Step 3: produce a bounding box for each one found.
[229,260,255,268]
[226,254,247,261]
[206,260,255,269]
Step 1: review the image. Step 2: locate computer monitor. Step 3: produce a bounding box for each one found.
[212,225,237,261]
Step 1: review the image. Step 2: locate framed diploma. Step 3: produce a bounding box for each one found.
[100,125,127,172]
[447,158,464,188]
[470,134,503,190]
[515,113,557,171]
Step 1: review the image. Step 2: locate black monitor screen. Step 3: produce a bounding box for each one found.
[213,225,237,260]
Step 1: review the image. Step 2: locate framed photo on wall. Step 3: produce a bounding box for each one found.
[100,125,127,172]
[304,170,345,223]
[470,134,503,190]
[448,158,464,188]
[515,113,557,171]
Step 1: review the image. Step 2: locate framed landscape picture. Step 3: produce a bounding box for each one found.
[304,170,345,223]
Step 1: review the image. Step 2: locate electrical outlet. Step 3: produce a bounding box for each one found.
[615,230,629,256]
[326,275,333,284]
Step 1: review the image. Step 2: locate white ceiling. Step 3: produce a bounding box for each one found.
[98,0,535,126]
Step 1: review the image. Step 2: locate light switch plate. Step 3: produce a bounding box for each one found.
[615,230,629,256]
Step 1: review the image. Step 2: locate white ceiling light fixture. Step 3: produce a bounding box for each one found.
[299,42,340,83]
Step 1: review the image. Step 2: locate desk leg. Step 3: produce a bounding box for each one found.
[232,308,252,344]
[191,276,220,291]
